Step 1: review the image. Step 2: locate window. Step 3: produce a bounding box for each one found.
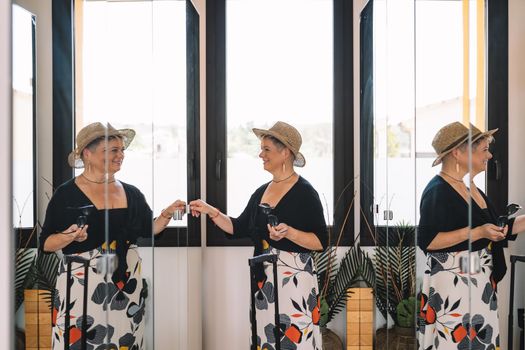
[226,0,334,218]
[207,0,354,246]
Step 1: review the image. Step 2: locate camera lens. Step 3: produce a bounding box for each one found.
[77,215,87,228]
[268,214,279,227]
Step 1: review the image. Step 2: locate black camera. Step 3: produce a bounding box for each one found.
[259,203,279,227]
[68,204,94,228]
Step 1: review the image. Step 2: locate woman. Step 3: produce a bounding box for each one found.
[418,122,525,349]
[190,121,328,349]
[40,122,186,350]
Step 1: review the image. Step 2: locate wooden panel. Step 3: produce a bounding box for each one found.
[26,323,52,336]
[346,287,375,349]
[360,334,373,345]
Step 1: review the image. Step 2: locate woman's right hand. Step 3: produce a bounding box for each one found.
[475,223,507,242]
[188,199,217,218]
[62,224,89,242]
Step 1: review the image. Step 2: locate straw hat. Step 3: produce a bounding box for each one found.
[68,122,136,168]
[252,121,306,167]
[431,121,498,167]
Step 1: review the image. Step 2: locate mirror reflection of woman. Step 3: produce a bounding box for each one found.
[190,121,327,349]
[418,122,525,349]
[40,122,185,350]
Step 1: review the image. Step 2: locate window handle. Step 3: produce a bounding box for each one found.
[188,154,195,180]
[215,153,222,180]
[494,159,502,180]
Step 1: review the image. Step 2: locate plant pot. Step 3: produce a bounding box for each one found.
[375,326,416,350]
[24,289,52,349]
[321,327,343,350]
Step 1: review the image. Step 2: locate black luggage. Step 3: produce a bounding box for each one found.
[63,255,90,350]
[508,255,525,350]
[249,253,281,350]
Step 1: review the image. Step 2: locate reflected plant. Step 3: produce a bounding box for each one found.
[373,221,416,327]
[14,177,60,312]
[314,178,376,328]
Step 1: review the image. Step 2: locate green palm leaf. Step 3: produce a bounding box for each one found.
[15,248,36,311]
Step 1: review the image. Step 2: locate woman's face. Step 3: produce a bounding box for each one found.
[470,138,492,175]
[258,138,288,173]
[457,138,492,175]
[84,137,125,174]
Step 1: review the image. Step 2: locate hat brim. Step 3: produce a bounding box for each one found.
[68,128,136,168]
[431,127,498,167]
[252,128,306,167]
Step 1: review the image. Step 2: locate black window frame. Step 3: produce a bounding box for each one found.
[206,0,355,247]
[50,0,202,248]
[359,0,509,246]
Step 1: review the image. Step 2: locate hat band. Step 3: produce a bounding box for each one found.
[439,131,482,155]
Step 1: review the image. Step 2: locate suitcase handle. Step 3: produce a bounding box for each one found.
[508,255,525,350]
[249,253,278,266]
[64,255,90,350]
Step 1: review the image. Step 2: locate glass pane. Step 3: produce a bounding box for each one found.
[226,0,334,220]
[76,0,193,348]
[12,4,35,228]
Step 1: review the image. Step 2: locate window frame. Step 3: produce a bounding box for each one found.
[206,0,355,247]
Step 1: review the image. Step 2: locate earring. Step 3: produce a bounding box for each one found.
[282,162,286,174]
[456,160,460,173]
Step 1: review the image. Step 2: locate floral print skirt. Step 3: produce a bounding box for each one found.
[254,245,322,350]
[418,247,499,350]
[51,244,146,350]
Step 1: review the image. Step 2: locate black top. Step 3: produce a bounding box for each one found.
[39,178,153,282]
[229,176,328,254]
[418,175,516,283]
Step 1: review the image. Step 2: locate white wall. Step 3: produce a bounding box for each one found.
[0,0,14,349]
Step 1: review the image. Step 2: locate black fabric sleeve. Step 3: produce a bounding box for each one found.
[230,192,257,239]
[39,191,61,251]
[418,188,448,251]
[302,188,328,251]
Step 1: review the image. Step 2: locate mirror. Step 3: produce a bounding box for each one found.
[12,3,35,231]
[12,0,200,348]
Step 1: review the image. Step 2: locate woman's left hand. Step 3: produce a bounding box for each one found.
[164,200,187,216]
[268,223,293,241]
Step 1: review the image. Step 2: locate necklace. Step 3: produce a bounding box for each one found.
[272,172,296,183]
[440,171,464,183]
[81,173,116,184]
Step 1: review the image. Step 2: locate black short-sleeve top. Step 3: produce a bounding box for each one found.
[228,176,328,253]
[418,175,516,283]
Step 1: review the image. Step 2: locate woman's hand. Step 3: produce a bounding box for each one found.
[475,223,507,242]
[188,199,218,218]
[267,223,294,241]
[62,224,89,242]
[163,200,187,217]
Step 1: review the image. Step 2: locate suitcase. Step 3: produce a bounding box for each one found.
[63,255,90,350]
[249,253,281,350]
[508,255,525,350]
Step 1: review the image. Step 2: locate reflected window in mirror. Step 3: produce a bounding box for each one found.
[72,0,200,246]
[12,5,36,231]
[360,0,506,245]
